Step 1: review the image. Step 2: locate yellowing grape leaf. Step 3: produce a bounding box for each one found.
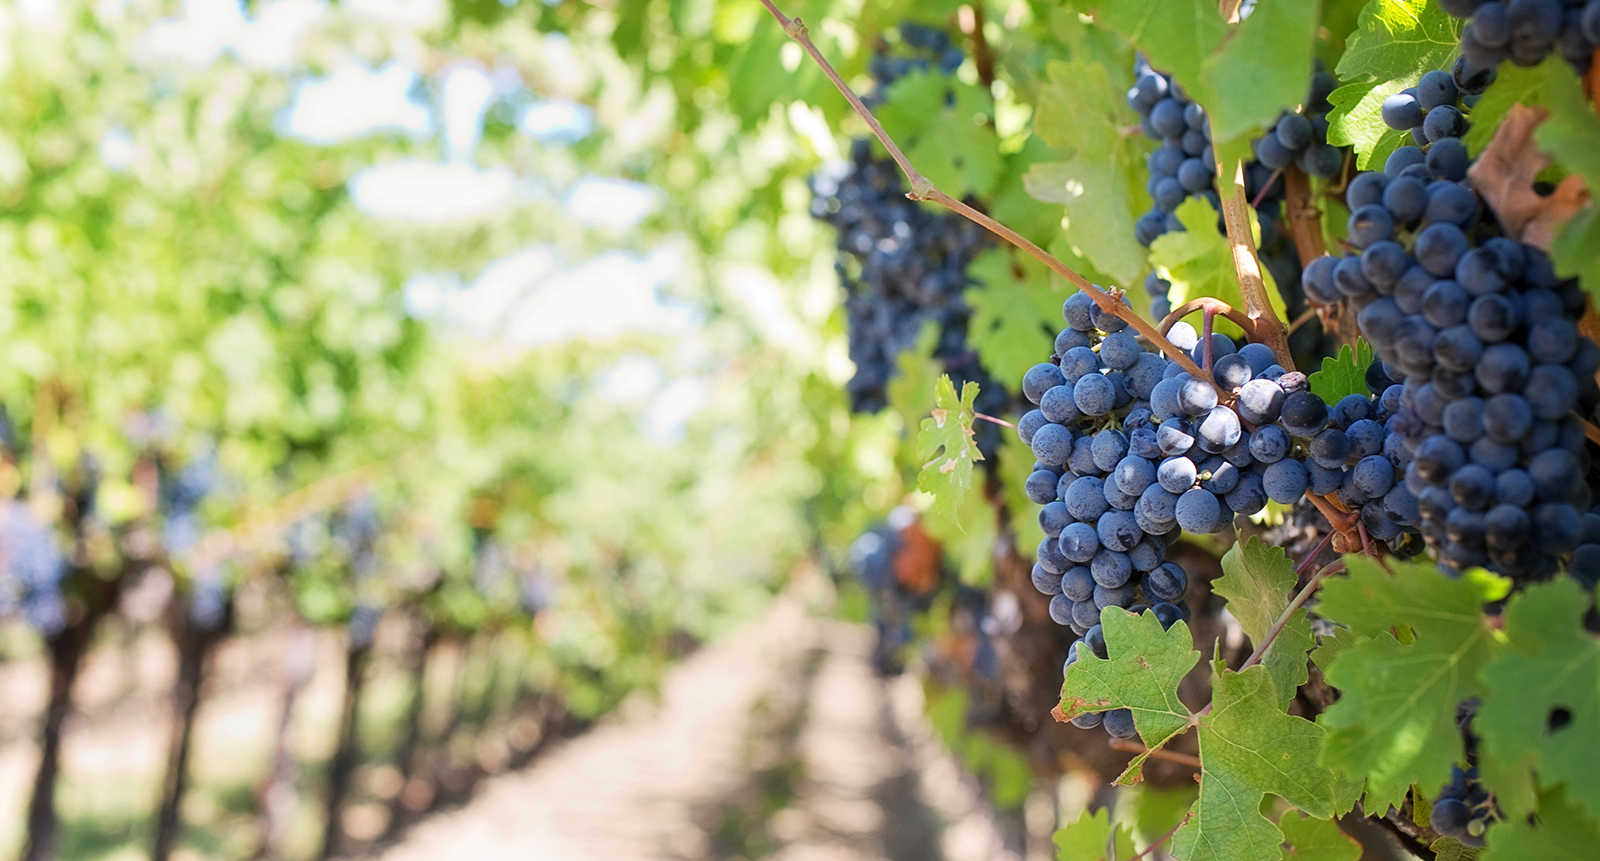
[1215,537,1314,707]
[916,374,984,526]
[1172,662,1361,861]
[1315,557,1509,810]
[1477,577,1600,823]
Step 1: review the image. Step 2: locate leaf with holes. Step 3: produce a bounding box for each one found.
[1053,807,1136,861]
[1314,557,1508,811]
[1171,662,1361,861]
[1477,577,1600,823]
[1058,608,1198,783]
[916,374,984,527]
[1308,340,1374,406]
[1214,537,1313,708]
[1480,787,1600,861]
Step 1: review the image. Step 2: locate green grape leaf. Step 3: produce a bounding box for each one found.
[1278,810,1362,861]
[1430,837,1485,861]
[1308,340,1375,406]
[1334,0,1462,82]
[1214,537,1313,707]
[1151,198,1289,338]
[1326,80,1411,170]
[1315,557,1509,810]
[915,374,984,526]
[1477,577,1600,823]
[1197,0,1320,147]
[1059,608,1199,780]
[1128,784,1199,847]
[1326,0,1462,165]
[1054,807,1137,861]
[1533,58,1600,297]
[877,71,1003,198]
[1028,59,1151,287]
[888,323,943,436]
[1070,0,1228,90]
[1000,431,1047,555]
[1462,57,1561,156]
[1480,787,1600,861]
[991,137,1073,247]
[922,473,998,587]
[967,249,1062,391]
[1171,663,1361,861]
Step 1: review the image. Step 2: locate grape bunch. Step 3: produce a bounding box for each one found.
[1130,58,1344,329]
[1427,703,1497,847]
[0,501,67,636]
[1442,0,1599,75]
[810,30,1009,448]
[1017,286,1428,736]
[1302,114,1598,578]
[1379,63,1494,149]
[848,508,941,674]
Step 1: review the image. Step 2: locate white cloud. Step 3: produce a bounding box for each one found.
[565,177,660,229]
[282,60,432,144]
[350,160,516,221]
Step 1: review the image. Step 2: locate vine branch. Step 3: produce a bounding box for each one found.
[1108,737,1201,769]
[1221,160,1295,370]
[1159,298,1258,346]
[756,0,1225,395]
[1283,164,1329,269]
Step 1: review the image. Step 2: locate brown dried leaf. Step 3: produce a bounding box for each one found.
[1467,104,1591,250]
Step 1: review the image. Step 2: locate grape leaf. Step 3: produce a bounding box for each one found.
[1314,557,1509,810]
[1326,0,1462,166]
[1278,810,1362,861]
[888,322,942,437]
[1333,0,1461,81]
[921,470,998,587]
[1477,577,1600,823]
[1197,0,1320,147]
[876,71,1003,198]
[1462,57,1561,156]
[1054,807,1136,861]
[1532,57,1600,298]
[967,249,1062,391]
[1058,608,1199,775]
[1150,198,1288,338]
[915,374,984,526]
[1214,537,1314,707]
[1430,837,1485,861]
[1027,59,1151,286]
[1308,340,1374,406]
[1128,784,1199,847]
[1068,0,1227,90]
[1171,662,1361,861]
[1480,788,1600,861]
[1326,80,1411,170]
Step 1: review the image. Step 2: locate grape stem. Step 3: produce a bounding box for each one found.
[1159,297,1259,344]
[754,0,1225,395]
[1202,308,1216,372]
[1580,414,1600,446]
[1295,531,1336,577]
[1107,737,1201,769]
[973,412,1016,429]
[1286,306,1318,335]
[1237,558,1345,674]
[1221,160,1296,370]
[1283,164,1330,269]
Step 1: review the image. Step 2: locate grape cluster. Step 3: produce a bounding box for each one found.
[1017,287,1428,735]
[1443,0,1600,75]
[0,501,67,636]
[1303,126,1598,577]
[1379,63,1494,150]
[810,32,1009,449]
[1428,704,1497,847]
[1130,59,1344,328]
[848,508,937,674]
[865,22,965,90]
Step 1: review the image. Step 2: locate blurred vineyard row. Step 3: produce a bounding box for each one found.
[0,0,911,858]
